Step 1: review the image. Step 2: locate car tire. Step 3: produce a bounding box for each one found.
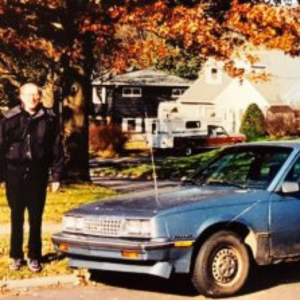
[192,231,250,297]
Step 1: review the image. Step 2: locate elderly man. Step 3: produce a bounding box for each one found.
[0,83,64,272]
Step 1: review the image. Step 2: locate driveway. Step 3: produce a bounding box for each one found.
[2,262,300,300]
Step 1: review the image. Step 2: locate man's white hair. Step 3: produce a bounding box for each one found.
[20,83,41,95]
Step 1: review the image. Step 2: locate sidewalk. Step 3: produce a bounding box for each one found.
[0,274,77,294]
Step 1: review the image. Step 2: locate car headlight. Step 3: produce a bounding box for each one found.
[122,219,152,237]
[63,215,84,232]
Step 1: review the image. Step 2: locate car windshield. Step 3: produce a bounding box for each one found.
[190,146,292,190]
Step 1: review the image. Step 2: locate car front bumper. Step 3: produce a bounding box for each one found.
[52,232,194,278]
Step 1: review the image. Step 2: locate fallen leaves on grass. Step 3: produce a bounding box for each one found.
[0,233,72,281]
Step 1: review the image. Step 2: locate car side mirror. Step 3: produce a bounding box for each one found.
[281,181,300,194]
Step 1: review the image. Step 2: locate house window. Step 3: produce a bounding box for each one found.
[122,87,142,97]
[172,88,185,98]
[186,121,201,129]
[205,66,222,85]
[127,119,136,131]
[152,123,157,134]
[211,68,218,81]
[251,64,267,74]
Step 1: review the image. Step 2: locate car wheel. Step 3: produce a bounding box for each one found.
[184,146,193,156]
[192,231,250,297]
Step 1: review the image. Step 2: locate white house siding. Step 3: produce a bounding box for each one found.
[174,50,300,134]
[281,78,300,108]
[214,79,270,133]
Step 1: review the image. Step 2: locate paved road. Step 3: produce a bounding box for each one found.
[2,263,300,300]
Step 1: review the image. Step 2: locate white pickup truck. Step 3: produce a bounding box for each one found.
[145,118,246,155]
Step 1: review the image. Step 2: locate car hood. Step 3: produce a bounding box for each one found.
[69,184,259,217]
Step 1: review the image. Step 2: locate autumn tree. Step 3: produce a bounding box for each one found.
[0,0,299,180]
[114,0,300,68]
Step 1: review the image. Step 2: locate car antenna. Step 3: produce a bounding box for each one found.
[145,112,160,205]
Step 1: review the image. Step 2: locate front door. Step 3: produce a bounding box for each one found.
[270,155,300,257]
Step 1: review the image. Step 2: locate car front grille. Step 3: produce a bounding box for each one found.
[83,217,123,237]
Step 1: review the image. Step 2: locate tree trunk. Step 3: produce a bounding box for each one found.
[58,0,92,182]
[62,73,90,182]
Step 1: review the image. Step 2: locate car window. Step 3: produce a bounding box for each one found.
[285,156,300,183]
[192,146,292,189]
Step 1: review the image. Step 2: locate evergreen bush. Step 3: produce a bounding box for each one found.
[240,103,266,140]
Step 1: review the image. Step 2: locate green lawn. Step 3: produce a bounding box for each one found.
[0,233,72,281]
[0,183,116,224]
[93,149,219,180]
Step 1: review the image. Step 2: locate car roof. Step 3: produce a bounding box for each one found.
[228,140,300,150]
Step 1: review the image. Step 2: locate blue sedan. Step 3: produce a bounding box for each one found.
[52,142,300,297]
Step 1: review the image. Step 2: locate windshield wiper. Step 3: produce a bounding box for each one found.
[205,179,247,189]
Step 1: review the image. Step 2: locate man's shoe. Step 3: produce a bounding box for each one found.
[9,258,23,271]
[27,259,42,273]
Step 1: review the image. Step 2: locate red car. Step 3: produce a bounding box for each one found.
[206,125,247,147]
[174,125,247,155]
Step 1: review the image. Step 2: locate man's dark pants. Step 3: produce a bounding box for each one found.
[5,162,48,260]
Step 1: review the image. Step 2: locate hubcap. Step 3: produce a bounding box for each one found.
[212,248,239,284]
[185,148,192,155]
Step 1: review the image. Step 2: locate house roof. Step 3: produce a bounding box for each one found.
[281,78,300,105]
[178,68,232,104]
[93,69,192,87]
[178,49,300,106]
[252,50,300,104]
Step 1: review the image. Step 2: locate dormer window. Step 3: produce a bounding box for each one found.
[122,87,142,97]
[211,68,218,80]
[205,66,222,85]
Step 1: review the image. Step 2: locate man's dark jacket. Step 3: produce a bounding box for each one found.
[0,105,64,182]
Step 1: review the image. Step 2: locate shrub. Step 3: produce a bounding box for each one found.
[89,120,128,157]
[240,103,266,140]
[266,115,297,138]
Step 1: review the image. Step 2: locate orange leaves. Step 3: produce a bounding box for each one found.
[126,39,169,68]
[0,27,63,60]
[0,0,298,82]
[120,0,300,62]
[227,3,300,55]
[16,0,61,8]
[108,6,127,20]
[118,1,237,61]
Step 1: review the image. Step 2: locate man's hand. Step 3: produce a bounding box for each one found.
[51,181,61,193]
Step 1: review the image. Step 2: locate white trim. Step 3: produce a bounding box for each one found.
[122,87,142,98]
